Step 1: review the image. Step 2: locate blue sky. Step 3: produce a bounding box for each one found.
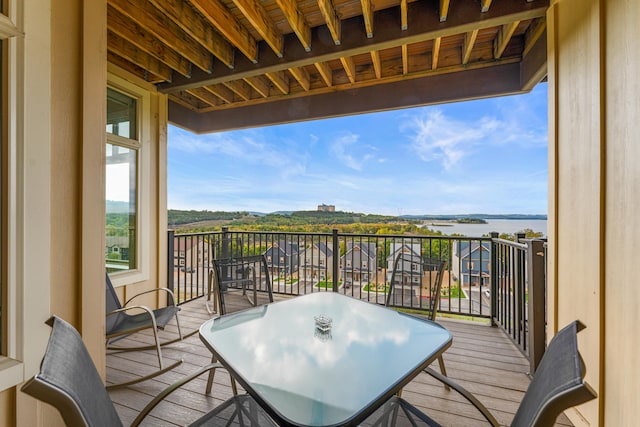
[168,83,548,216]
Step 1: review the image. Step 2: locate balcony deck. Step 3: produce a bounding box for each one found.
[107,296,572,427]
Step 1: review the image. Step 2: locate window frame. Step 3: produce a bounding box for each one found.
[106,76,151,287]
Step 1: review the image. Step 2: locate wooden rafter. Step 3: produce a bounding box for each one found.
[159,1,548,93]
[189,0,259,63]
[148,0,234,68]
[266,71,290,94]
[108,0,212,73]
[494,21,520,59]
[315,62,333,87]
[402,44,408,75]
[231,0,284,57]
[462,29,479,65]
[523,17,546,57]
[440,0,450,22]
[244,76,271,98]
[432,37,441,70]
[317,0,341,45]
[205,84,236,104]
[107,51,165,83]
[275,0,312,51]
[360,0,374,38]
[481,0,492,13]
[107,30,173,81]
[288,67,311,91]
[340,57,356,83]
[188,87,223,106]
[223,80,253,101]
[400,0,408,30]
[108,6,192,77]
[370,50,381,79]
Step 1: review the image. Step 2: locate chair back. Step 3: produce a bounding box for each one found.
[511,320,597,427]
[105,273,125,335]
[21,316,124,427]
[212,255,274,315]
[387,253,447,320]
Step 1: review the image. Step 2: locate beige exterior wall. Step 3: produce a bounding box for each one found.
[548,0,640,425]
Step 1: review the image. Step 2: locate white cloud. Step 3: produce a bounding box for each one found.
[329,132,375,171]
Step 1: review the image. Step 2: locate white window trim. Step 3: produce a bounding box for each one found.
[1,0,53,392]
[106,74,151,288]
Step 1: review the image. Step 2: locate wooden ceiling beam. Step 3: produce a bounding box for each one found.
[275,0,312,51]
[439,0,450,22]
[107,51,166,83]
[108,0,212,73]
[289,67,311,91]
[370,50,381,79]
[231,0,284,57]
[171,62,524,133]
[266,71,290,94]
[108,6,191,77]
[400,0,408,30]
[159,0,549,93]
[462,29,479,65]
[481,0,492,13]
[107,31,173,81]
[523,17,546,57]
[315,62,333,87]
[223,80,253,101]
[340,56,357,83]
[188,87,223,106]
[244,76,272,98]
[432,37,441,70]
[148,0,234,68]
[317,0,341,45]
[401,45,408,75]
[189,0,259,63]
[205,84,236,104]
[494,21,520,59]
[360,0,374,38]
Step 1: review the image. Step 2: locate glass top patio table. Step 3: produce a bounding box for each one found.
[199,292,452,427]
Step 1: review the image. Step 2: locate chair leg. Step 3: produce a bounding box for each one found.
[152,323,164,369]
[174,313,184,341]
[206,355,216,394]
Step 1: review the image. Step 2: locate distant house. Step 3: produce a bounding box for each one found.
[264,241,299,276]
[386,242,422,285]
[106,236,130,260]
[173,237,208,273]
[340,242,377,285]
[452,241,491,287]
[300,242,333,282]
[317,204,335,212]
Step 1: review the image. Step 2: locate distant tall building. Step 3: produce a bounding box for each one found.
[317,204,335,212]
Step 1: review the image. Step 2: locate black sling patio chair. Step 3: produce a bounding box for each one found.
[364,320,597,427]
[204,255,274,395]
[387,255,449,381]
[105,273,196,388]
[21,316,277,427]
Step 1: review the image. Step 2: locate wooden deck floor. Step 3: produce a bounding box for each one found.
[107,296,572,427]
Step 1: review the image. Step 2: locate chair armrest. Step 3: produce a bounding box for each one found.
[130,362,227,427]
[124,287,178,307]
[107,305,158,326]
[423,367,500,427]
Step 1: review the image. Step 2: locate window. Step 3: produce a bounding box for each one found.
[106,88,138,274]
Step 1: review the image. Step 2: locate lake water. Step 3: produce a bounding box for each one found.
[422,219,548,237]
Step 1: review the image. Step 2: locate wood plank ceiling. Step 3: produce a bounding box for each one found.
[107,0,549,132]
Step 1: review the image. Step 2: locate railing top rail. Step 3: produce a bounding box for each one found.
[171,230,224,237]
[491,237,528,250]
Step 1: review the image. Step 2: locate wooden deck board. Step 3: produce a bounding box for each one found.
[108,295,572,426]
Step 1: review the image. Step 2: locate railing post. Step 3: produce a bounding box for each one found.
[527,238,546,374]
[167,230,175,303]
[490,232,499,326]
[332,229,339,292]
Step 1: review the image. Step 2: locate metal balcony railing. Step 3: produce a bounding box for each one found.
[168,228,547,371]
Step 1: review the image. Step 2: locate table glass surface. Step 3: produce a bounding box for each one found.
[199,292,451,427]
